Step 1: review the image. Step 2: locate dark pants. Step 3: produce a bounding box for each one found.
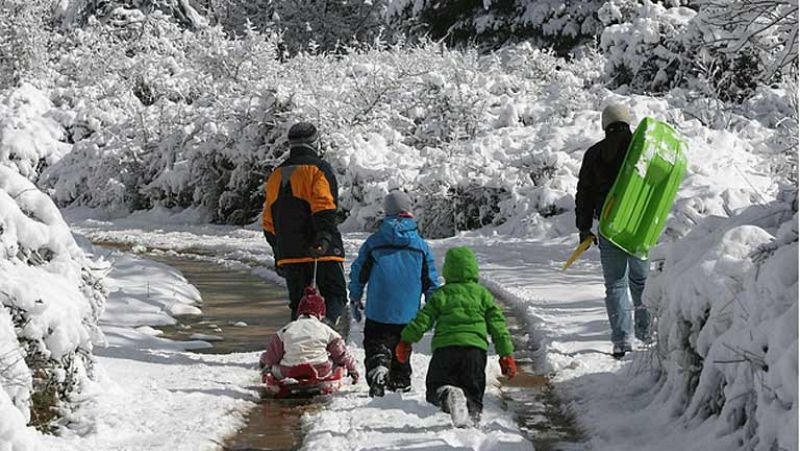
[284,261,348,337]
[363,319,412,390]
[426,346,487,415]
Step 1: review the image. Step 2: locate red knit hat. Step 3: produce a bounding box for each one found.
[297,287,326,319]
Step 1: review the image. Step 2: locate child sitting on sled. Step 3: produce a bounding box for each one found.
[260,287,359,384]
[395,246,517,428]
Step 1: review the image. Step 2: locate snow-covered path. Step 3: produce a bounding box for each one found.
[59,208,797,451]
[45,347,259,450]
[61,211,642,450]
[63,214,540,450]
[301,333,532,451]
[41,247,263,451]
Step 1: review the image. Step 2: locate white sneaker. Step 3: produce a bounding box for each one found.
[439,386,471,428]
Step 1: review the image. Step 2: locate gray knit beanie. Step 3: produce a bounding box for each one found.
[288,122,320,152]
[384,191,412,216]
[601,104,632,130]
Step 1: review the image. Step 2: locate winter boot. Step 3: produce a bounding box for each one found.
[387,375,412,393]
[469,410,481,428]
[437,385,471,428]
[367,366,389,397]
[612,342,632,359]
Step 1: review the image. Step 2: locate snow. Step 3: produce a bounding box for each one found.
[41,349,257,451]
[302,335,532,451]
[0,84,72,179]
[61,183,796,449]
[0,165,105,445]
[0,15,794,450]
[36,244,256,450]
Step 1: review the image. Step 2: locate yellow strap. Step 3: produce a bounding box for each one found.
[561,237,594,272]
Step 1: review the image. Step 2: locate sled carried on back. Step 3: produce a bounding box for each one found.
[598,117,687,259]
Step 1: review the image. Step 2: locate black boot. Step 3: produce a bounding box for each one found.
[367,365,388,397]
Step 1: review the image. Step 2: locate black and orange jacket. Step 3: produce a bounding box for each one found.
[262,147,344,266]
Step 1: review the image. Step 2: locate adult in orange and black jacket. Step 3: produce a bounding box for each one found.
[262,122,347,335]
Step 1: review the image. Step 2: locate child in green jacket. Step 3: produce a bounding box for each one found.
[395,246,517,428]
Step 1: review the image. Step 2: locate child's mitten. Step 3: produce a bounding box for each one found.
[395,341,412,364]
[499,355,517,379]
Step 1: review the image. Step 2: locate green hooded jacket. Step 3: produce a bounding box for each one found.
[400,246,514,357]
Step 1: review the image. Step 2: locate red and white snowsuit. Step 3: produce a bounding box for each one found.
[260,315,357,380]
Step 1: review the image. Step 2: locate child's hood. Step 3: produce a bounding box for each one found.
[442,246,479,283]
[379,216,418,246]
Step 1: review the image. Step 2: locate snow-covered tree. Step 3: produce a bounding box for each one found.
[0,0,53,89]
[601,0,798,101]
[210,0,392,54]
[0,166,107,432]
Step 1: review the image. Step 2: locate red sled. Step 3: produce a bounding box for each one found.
[262,364,347,399]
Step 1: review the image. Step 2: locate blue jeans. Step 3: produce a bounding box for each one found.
[599,236,651,345]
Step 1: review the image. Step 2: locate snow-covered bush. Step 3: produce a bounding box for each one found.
[0,0,53,90]
[211,0,393,55]
[41,15,295,223]
[0,84,72,180]
[600,1,696,92]
[0,165,106,432]
[601,0,798,101]
[388,0,610,52]
[646,198,798,450]
[56,0,208,30]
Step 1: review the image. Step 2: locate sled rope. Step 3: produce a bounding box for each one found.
[312,258,318,289]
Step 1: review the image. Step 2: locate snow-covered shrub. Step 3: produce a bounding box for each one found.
[0,166,106,432]
[601,0,798,101]
[691,0,798,95]
[0,0,53,89]
[41,15,296,223]
[388,0,611,52]
[0,84,72,180]
[56,0,208,30]
[211,0,393,55]
[646,199,798,450]
[28,8,792,240]
[600,1,696,92]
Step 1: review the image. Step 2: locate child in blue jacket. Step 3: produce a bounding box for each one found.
[349,191,439,397]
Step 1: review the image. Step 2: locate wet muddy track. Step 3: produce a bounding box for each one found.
[95,243,313,450]
[499,303,586,450]
[143,254,312,451]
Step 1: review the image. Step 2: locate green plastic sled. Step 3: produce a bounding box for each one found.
[598,117,687,260]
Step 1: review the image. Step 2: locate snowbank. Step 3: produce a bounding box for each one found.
[0,165,105,440]
[646,199,798,450]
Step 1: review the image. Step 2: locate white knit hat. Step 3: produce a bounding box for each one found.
[601,104,632,130]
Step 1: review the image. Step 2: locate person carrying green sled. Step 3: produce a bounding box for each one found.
[575,104,652,358]
[394,246,517,428]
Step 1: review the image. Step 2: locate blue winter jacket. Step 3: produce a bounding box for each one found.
[348,216,440,325]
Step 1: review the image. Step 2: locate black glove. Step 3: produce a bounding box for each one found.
[350,298,364,323]
[579,230,597,246]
